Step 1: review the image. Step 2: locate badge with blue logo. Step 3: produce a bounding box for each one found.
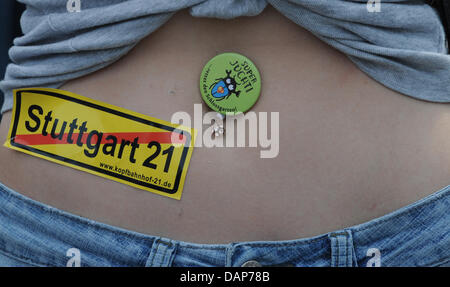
[200,53,261,115]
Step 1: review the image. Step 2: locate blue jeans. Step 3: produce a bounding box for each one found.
[0,181,449,267]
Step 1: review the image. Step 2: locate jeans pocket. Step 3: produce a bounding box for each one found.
[431,257,450,267]
[0,250,42,267]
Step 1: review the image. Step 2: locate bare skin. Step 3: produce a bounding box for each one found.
[0,7,449,243]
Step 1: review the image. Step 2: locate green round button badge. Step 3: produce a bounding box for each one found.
[200,53,261,115]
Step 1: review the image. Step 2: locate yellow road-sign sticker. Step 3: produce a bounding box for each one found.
[4,88,196,200]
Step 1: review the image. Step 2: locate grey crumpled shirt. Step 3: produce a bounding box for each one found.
[1,0,449,114]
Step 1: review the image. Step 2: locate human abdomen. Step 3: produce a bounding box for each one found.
[0,8,449,243]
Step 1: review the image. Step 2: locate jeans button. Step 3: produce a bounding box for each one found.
[241,260,262,267]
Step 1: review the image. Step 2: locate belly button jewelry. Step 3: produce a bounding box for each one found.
[211,113,225,138]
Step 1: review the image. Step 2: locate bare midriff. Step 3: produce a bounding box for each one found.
[1,7,449,243]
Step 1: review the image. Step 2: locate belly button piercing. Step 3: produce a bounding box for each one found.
[211,113,225,138]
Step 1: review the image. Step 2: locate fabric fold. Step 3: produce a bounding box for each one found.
[1,0,449,114]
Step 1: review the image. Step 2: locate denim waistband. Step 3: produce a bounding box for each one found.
[0,181,449,267]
